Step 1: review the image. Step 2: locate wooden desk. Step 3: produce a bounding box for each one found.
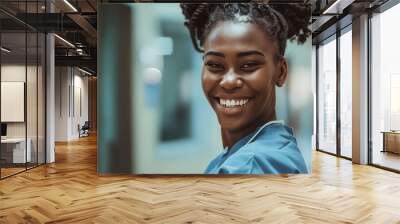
[1,138,31,163]
[382,131,400,154]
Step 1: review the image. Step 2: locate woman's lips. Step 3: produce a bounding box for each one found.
[213,97,252,115]
[219,98,249,108]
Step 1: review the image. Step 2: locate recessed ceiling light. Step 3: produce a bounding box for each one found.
[78,67,93,76]
[54,34,75,48]
[63,0,78,12]
[1,47,11,53]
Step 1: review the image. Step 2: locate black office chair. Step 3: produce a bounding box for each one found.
[79,121,90,138]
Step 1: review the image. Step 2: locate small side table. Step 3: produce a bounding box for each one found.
[1,138,32,163]
[381,131,400,154]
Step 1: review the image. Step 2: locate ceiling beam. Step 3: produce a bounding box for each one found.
[67,13,97,39]
[55,55,96,71]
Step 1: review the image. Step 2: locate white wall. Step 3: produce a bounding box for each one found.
[55,67,89,141]
[55,67,69,141]
[1,65,40,137]
[72,72,89,138]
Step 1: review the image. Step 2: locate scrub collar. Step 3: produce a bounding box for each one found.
[222,120,284,154]
[245,120,284,145]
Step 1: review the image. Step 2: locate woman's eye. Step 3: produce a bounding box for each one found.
[205,62,225,72]
[240,62,260,71]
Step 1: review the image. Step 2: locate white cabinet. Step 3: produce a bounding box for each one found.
[1,138,32,163]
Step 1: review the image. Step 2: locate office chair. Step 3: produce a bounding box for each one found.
[79,121,90,138]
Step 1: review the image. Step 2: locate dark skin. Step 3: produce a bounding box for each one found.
[201,21,288,148]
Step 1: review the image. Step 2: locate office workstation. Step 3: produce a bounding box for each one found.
[1,123,32,163]
[0,80,39,176]
[0,82,30,171]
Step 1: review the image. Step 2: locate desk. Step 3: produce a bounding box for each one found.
[1,138,31,163]
[382,131,400,154]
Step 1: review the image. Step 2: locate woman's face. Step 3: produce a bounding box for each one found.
[202,21,287,133]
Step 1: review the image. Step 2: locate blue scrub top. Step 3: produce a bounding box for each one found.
[204,121,308,174]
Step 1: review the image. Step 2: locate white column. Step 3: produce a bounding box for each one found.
[46,32,55,163]
[352,14,369,164]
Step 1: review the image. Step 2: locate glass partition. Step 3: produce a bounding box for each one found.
[0,1,46,179]
[1,30,28,177]
[317,36,337,155]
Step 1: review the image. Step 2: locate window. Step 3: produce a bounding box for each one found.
[317,36,337,154]
[339,28,352,158]
[371,3,400,171]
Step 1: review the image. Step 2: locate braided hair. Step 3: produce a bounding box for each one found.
[180,1,311,58]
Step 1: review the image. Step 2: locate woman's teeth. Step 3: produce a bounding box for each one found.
[219,98,249,108]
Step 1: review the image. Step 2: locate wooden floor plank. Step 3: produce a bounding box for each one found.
[1,135,400,223]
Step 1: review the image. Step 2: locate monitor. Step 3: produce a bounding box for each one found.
[1,123,7,137]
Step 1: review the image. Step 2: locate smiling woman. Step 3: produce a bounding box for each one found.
[181,1,311,174]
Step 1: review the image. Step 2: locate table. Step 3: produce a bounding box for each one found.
[381,131,400,154]
[1,138,31,163]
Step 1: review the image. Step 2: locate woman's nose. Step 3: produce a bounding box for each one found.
[219,70,243,90]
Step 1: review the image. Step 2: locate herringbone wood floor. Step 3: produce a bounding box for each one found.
[1,135,400,224]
